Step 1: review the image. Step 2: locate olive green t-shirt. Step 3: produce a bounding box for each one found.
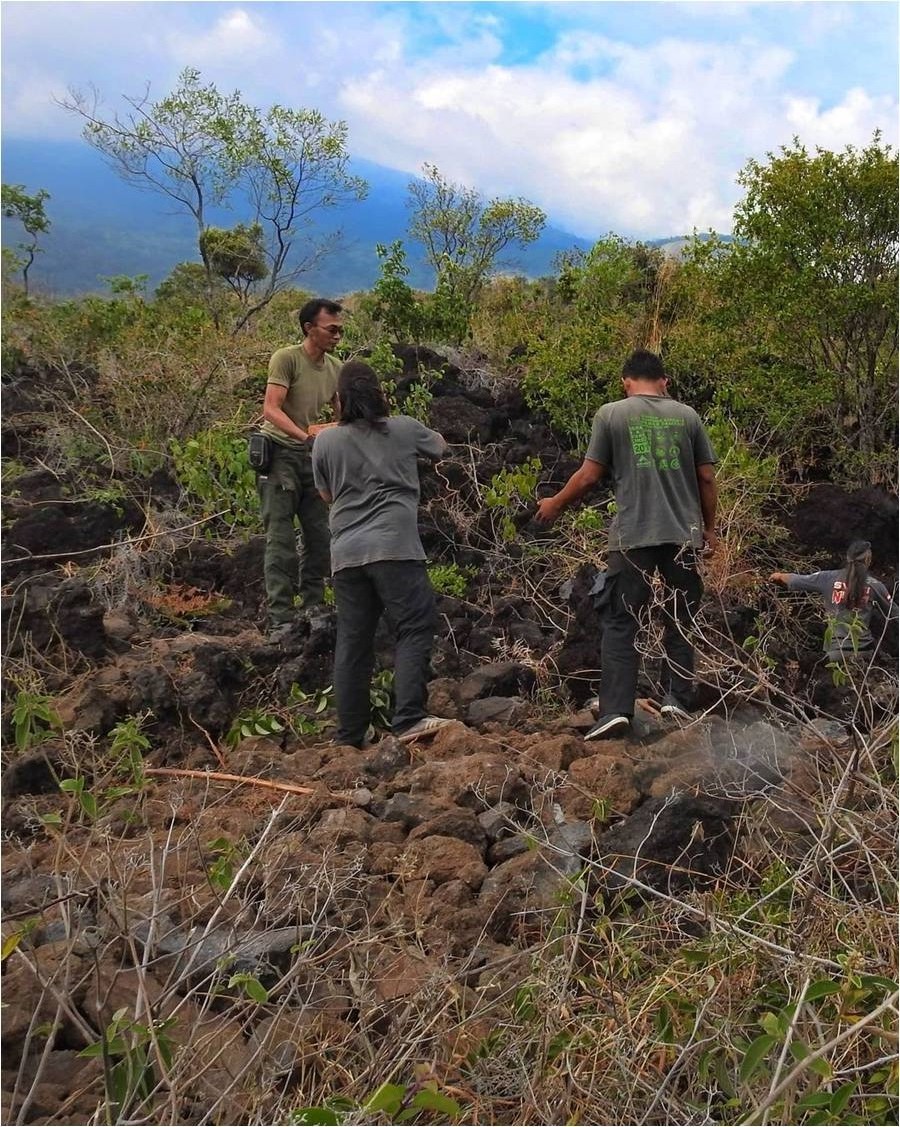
[260,344,340,448]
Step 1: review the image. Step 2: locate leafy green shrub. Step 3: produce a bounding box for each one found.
[402,377,434,424]
[485,457,542,541]
[364,339,404,411]
[428,562,475,598]
[171,422,260,533]
[12,690,62,751]
[225,709,285,748]
[366,241,428,344]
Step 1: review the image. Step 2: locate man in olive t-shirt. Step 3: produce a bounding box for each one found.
[258,298,343,637]
[536,350,718,739]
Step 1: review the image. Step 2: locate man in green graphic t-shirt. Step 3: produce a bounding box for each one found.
[258,298,343,639]
[535,350,718,739]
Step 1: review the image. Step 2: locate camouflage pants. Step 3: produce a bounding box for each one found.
[258,442,331,626]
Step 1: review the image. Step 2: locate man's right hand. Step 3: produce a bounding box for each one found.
[307,423,336,438]
[535,496,563,525]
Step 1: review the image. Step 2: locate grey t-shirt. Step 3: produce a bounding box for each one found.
[786,568,895,652]
[585,395,716,550]
[312,415,446,572]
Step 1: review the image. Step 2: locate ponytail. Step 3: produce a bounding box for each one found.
[844,540,871,609]
[337,361,389,433]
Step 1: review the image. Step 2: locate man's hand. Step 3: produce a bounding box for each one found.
[702,528,719,556]
[769,571,790,584]
[535,496,563,525]
[307,422,336,438]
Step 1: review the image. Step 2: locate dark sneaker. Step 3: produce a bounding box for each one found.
[395,716,453,743]
[330,735,376,750]
[659,695,693,722]
[585,714,631,740]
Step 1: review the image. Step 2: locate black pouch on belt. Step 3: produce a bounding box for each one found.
[248,432,273,473]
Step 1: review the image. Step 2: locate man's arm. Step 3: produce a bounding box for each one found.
[696,462,718,553]
[308,392,342,438]
[535,458,606,525]
[263,383,310,443]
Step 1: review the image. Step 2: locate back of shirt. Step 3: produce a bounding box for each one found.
[312,415,445,572]
[787,568,895,651]
[585,395,716,550]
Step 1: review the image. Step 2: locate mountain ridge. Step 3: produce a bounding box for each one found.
[1,139,723,298]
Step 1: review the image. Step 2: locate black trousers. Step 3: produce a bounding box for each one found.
[332,560,437,747]
[598,545,703,718]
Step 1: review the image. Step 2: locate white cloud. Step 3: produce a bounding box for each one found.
[336,28,896,238]
[1,2,896,238]
[164,8,274,67]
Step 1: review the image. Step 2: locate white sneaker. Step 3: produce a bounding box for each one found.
[659,695,693,722]
[395,716,453,743]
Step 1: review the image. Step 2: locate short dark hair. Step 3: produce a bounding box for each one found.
[337,361,389,430]
[622,349,666,381]
[297,298,343,336]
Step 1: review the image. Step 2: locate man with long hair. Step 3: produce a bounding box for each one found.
[312,361,452,747]
[259,298,343,639]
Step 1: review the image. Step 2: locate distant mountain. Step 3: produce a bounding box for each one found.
[648,232,735,257]
[1,139,597,298]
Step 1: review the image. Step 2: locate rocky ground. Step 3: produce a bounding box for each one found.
[2,355,897,1124]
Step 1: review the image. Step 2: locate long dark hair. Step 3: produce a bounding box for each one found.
[844,539,872,609]
[337,361,389,432]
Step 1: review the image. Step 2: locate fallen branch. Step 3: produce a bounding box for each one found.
[144,767,330,798]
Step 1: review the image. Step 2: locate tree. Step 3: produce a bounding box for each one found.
[365,241,428,344]
[407,164,546,339]
[199,223,267,301]
[520,237,674,445]
[2,183,50,295]
[733,135,897,477]
[62,68,367,331]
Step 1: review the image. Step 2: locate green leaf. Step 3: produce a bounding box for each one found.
[807,1055,832,1080]
[104,786,136,799]
[804,979,842,1001]
[227,973,268,1003]
[830,1081,857,1117]
[365,1082,405,1115]
[59,778,82,794]
[797,1092,832,1110]
[759,1011,784,1037]
[410,1088,461,1116]
[1,930,23,962]
[740,1034,777,1083]
[243,977,268,1004]
[292,1108,342,1125]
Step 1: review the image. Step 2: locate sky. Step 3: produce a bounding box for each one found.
[1,0,897,239]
